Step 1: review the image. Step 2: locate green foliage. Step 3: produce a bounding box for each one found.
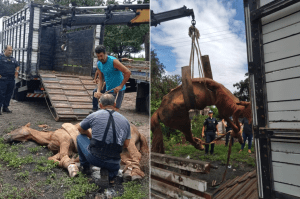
[14,170,29,182]
[191,114,207,138]
[0,184,37,199]
[165,140,255,167]
[233,73,249,101]
[63,172,98,199]
[28,146,42,153]
[104,24,149,58]
[151,50,181,101]
[209,106,220,120]
[114,181,147,199]
[34,158,58,172]
[4,124,15,133]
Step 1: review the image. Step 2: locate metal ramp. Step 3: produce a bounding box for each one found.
[39,70,96,121]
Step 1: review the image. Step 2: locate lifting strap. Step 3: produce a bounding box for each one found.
[188,25,205,79]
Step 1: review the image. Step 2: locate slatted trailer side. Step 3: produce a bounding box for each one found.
[244,0,300,198]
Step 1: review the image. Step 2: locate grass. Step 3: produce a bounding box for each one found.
[0,138,99,198]
[4,124,15,133]
[165,140,256,167]
[28,146,42,153]
[114,181,148,199]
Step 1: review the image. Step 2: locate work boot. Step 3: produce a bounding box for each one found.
[2,107,12,113]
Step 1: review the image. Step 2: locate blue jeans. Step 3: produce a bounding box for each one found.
[0,79,15,108]
[92,87,125,110]
[76,134,120,181]
[241,132,253,150]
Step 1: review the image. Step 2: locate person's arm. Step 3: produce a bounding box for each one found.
[123,123,131,148]
[222,119,227,127]
[15,66,20,78]
[202,126,205,137]
[93,68,100,83]
[77,116,92,138]
[113,59,131,93]
[94,71,104,98]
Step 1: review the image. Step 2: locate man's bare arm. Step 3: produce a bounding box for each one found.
[113,59,131,93]
[77,125,92,138]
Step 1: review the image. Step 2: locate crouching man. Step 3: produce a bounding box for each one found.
[76,94,131,184]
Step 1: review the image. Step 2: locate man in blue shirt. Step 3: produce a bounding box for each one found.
[0,45,20,115]
[77,94,131,184]
[93,45,131,112]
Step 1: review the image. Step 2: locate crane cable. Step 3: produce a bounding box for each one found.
[188,21,205,79]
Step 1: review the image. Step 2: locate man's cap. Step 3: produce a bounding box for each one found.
[208,110,213,114]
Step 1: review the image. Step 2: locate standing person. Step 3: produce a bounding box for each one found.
[202,110,219,155]
[0,45,20,115]
[76,94,131,184]
[92,45,131,112]
[222,116,234,147]
[91,57,132,112]
[239,117,253,154]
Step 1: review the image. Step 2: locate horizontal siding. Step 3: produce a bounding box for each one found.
[272,162,300,186]
[269,111,300,122]
[265,66,300,82]
[272,151,300,165]
[260,0,274,7]
[263,11,300,35]
[268,100,300,111]
[269,122,300,129]
[263,22,300,44]
[261,2,300,25]
[266,78,300,101]
[263,33,300,63]
[274,182,300,198]
[271,141,300,154]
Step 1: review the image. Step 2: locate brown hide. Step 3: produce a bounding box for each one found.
[151,78,252,153]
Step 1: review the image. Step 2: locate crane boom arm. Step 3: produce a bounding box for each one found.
[150,6,194,27]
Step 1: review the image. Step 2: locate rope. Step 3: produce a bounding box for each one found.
[44,91,59,121]
[188,25,205,79]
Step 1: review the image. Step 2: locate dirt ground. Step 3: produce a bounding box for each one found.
[0,92,150,199]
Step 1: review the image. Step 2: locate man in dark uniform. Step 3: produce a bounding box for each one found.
[222,116,234,147]
[0,45,19,115]
[202,110,219,155]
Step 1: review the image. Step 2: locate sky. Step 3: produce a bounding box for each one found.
[151,0,248,92]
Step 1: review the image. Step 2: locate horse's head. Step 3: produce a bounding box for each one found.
[236,101,252,124]
[3,123,32,142]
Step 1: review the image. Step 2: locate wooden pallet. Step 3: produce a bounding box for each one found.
[40,70,96,121]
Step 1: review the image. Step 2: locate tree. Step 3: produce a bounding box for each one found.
[151,50,181,101]
[0,0,25,18]
[104,24,149,58]
[233,73,249,101]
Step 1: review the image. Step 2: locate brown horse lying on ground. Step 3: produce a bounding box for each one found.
[3,122,148,180]
[151,78,251,153]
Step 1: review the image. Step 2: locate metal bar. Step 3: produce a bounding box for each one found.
[245,0,273,197]
[151,6,194,27]
[251,0,300,21]
[151,152,210,173]
[75,4,149,11]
